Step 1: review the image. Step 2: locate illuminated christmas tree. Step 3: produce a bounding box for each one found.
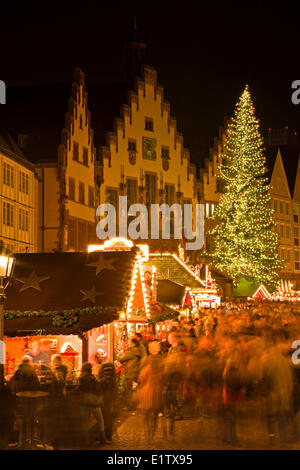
[204,85,283,289]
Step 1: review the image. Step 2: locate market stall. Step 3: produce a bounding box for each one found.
[3,247,138,378]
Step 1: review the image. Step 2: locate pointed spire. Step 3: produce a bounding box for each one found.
[125,18,147,84]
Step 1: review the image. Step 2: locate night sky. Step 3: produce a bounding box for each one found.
[1,2,300,164]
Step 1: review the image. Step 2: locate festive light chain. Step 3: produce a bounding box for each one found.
[203,85,282,289]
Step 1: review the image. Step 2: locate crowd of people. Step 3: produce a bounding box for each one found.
[1,299,300,449]
[116,300,300,447]
[0,347,117,449]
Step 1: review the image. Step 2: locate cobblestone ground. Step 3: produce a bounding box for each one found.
[99,410,300,451]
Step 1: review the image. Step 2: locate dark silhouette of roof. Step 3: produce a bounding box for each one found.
[0,132,34,170]
[264,145,300,196]
[0,80,132,164]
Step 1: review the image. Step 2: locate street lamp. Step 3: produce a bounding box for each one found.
[0,241,15,387]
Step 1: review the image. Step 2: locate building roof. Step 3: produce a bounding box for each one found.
[265,145,300,197]
[4,311,118,337]
[4,249,138,336]
[0,132,35,171]
[144,253,206,289]
[0,79,132,165]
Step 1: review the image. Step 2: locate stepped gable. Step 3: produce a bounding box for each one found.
[0,70,126,164]
[99,64,196,179]
[57,67,96,172]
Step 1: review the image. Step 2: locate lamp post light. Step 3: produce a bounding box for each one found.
[0,241,15,387]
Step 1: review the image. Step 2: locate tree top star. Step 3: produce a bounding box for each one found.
[16,270,50,293]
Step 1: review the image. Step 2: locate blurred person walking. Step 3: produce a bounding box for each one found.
[118,338,142,411]
[98,360,117,443]
[76,362,109,445]
[164,332,186,434]
[137,341,165,440]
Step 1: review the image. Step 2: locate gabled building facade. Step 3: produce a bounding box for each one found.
[97,65,198,253]
[268,147,300,288]
[35,68,97,252]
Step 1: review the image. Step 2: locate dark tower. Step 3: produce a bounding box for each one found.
[125,17,147,85]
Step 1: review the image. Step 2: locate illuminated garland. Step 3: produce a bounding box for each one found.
[204,85,283,289]
[4,306,121,328]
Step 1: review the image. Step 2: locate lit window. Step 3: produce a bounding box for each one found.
[206,203,210,218]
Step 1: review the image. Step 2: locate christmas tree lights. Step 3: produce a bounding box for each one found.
[204,85,283,289]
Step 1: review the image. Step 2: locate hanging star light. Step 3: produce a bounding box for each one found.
[16,270,50,293]
[86,255,117,275]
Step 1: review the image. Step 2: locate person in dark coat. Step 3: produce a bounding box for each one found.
[76,362,109,445]
[9,356,40,395]
[8,356,40,449]
[98,361,117,442]
[51,354,68,396]
[118,338,142,410]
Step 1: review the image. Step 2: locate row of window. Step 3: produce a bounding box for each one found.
[128,138,170,158]
[73,142,90,166]
[68,217,97,251]
[2,202,29,231]
[106,179,193,210]
[276,224,299,246]
[280,249,300,271]
[272,199,299,222]
[2,163,29,194]
[69,178,94,207]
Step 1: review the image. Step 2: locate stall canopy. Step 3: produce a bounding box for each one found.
[4,249,138,336]
[231,278,272,299]
[144,253,206,289]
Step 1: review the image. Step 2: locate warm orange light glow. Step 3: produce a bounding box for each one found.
[88,237,134,253]
[137,244,149,261]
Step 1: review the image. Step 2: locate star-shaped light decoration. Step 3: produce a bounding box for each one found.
[86,255,117,276]
[80,285,104,304]
[16,270,50,293]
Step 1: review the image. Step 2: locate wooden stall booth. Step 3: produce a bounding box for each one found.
[3,247,139,379]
